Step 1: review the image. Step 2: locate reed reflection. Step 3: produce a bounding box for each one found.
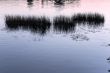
[72,13,104,28]
[5,16,51,35]
[53,0,80,6]
[27,0,34,8]
[36,0,80,7]
[5,13,104,35]
[54,0,65,5]
[53,13,104,33]
[53,16,76,33]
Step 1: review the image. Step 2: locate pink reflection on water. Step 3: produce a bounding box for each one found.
[0,0,109,17]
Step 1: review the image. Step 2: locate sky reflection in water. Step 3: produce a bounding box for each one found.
[0,0,110,73]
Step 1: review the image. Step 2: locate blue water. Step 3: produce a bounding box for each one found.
[0,0,110,73]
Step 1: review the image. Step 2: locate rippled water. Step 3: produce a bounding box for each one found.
[0,0,110,73]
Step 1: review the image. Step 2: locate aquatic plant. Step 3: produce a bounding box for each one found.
[5,16,51,35]
[53,16,76,33]
[5,13,104,34]
[72,13,104,27]
[53,13,104,33]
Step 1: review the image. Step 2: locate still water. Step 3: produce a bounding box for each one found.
[0,0,110,73]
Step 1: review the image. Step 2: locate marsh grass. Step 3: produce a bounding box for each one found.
[5,16,51,35]
[72,13,104,27]
[53,16,76,33]
[53,13,104,33]
[5,13,104,34]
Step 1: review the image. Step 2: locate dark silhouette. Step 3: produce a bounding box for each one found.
[27,0,34,8]
[72,13,104,26]
[53,13,104,33]
[54,0,65,5]
[5,13,104,34]
[53,0,80,6]
[5,16,51,35]
[53,16,76,33]
[107,57,110,60]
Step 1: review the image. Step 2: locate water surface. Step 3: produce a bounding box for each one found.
[0,0,110,73]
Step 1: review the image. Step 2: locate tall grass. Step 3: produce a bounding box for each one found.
[53,16,76,33]
[72,13,104,26]
[53,13,104,33]
[5,13,104,34]
[5,16,51,35]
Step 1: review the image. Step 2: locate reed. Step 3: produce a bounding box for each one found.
[5,16,51,35]
[5,13,104,34]
[72,13,104,25]
[53,16,76,33]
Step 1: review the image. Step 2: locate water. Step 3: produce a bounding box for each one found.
[0,0,110,73]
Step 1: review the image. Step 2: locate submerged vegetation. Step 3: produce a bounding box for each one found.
[5,13,104,34]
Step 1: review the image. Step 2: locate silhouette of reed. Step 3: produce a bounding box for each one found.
[27,0,34,8]
[54,0,65,5]
[5,13,104,34]
[72,13,104,27]
[27,0,33,2]
[53,13,104,33]
[53,16,76,33]
[54,0,80,6]
[5,16,51,35]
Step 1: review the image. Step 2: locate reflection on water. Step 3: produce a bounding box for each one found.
[5,16,51,35]
[72,13,104,25]
[53,0,79,5]
[0,0,110,73]
[53,16,76,33]
[36,0,80,7]
[27,0,34,8]
[53,13,104,33]
[107,58,110,72]
[70,33,89,41]
[0,0,80,9]
[5,13,104,34]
